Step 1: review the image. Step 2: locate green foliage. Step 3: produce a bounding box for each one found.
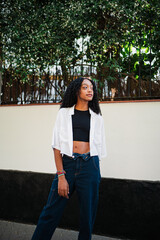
[1,0,160,99]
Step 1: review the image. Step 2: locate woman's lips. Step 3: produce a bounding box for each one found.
[86,94,92,97]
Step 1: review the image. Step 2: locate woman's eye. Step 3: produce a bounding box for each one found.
[82,85,93,90]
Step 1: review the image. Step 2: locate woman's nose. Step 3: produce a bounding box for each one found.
[88,87,93,92]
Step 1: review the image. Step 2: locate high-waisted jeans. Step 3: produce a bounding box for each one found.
[31,152,101,240]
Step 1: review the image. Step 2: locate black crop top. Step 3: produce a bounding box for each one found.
[72,108,91,142]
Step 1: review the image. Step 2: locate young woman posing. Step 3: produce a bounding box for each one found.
[31,77,107,240]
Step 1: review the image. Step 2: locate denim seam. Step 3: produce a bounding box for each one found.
[92,157,100,171]
[47,189,56,206]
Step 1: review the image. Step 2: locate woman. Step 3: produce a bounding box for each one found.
[31,77,107,240]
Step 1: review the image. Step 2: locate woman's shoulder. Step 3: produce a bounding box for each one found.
[89,108,102,118]
[96,114,104,123]
[58,106,73,116]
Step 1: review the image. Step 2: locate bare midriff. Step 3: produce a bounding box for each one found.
[73,141,90,154]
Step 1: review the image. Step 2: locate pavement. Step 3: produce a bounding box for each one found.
[0,220,124,240]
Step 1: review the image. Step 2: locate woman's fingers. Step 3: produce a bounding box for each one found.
[58,180,69,199]
[67,183,69,195]
[59,189,68,199]
[63,183,69,198]
[64,189,69,199]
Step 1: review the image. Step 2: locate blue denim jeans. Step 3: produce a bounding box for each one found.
[31,152,101,240]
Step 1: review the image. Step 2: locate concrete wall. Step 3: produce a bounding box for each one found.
[1,101,160,239]
[1,101,160,181]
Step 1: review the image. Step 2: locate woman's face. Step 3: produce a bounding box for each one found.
[77,79,94,102]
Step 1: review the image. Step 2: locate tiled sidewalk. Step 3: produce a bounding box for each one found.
[0,220,124,240]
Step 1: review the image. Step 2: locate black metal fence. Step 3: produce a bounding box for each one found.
[1,39,160,104]
[1,65,160,105]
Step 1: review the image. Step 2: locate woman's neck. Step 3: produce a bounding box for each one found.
[75,102,89,111]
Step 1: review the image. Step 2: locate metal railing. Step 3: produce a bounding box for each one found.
[1,36,160,104]
[1,66,160,104]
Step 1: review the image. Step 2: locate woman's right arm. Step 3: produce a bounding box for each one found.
[53,148,69,199]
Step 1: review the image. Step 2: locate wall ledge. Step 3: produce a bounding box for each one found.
[1,99,160,107]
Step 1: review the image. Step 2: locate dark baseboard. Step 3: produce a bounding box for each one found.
[0,169,160,240]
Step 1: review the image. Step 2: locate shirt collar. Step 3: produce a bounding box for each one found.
[69,105,97,118]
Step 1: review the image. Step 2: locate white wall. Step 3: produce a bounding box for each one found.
[0,101,160,181]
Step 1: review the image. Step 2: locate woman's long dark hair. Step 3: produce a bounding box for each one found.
[60,77,101,115]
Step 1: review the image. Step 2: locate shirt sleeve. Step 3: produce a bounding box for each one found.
[101,117,107,158]
[51,109,61,151]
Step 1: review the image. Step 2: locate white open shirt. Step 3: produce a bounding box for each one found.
[52,105,107,160]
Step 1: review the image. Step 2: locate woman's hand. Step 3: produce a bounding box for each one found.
[58,176,69,199]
